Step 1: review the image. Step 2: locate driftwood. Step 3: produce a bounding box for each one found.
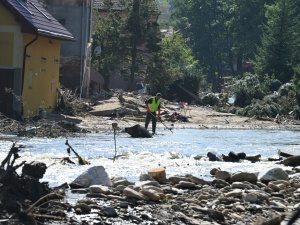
[0,142,26,184]
[26,192,64,213]
[112,123,118,162]
[65,140,89,165]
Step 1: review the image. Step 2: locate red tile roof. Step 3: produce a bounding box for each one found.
[1,0,75,41]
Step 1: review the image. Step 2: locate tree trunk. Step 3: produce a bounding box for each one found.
[129,45,137,91]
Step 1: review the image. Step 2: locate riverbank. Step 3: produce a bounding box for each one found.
[48,102,300,134]
[2,94,300,225]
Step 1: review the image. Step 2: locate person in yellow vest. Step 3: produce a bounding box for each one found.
[145,93,162,134]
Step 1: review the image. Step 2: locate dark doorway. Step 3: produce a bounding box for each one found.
[0,69,14,117]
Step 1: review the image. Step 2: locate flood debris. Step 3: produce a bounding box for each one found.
[65,140,89,165]
[0,142,68,224]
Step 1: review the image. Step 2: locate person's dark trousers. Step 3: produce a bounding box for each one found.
[145,111,157,133]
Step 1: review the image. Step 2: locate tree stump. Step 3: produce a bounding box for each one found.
[148,167,166,182]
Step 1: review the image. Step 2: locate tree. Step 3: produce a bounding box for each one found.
[254,0,299,83]
[169,0,272,89]
[92,5,126,91]
[146,33,202,101]
[124,0,162,91]
[92,0,161,91]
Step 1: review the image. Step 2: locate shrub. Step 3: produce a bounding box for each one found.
[232,73,271,107]
[201,94,220,106]
[237,102,280,118]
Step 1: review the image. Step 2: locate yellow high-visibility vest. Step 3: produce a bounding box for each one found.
[148,97,160,112]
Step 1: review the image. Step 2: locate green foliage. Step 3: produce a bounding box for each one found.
[254,0,299,83]
[232,73,271,107]
[237,103,280,118]
[92,0,161,91]
[292,64,300,90]
[237,102,280,118]
[169,0,270,89]
[201,94,220,106]
[278,83,293,96]
[146,33,202,98]
[92,7,126,90]
[166,74,201,102]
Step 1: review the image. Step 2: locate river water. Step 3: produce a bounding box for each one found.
[0,128,299,187]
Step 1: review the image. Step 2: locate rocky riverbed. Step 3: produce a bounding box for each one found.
[2,91,300,225]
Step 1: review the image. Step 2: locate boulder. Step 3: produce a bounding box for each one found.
[125,124,152,138]
[70,166,112,188]
[123,187,149,200]
[230,172,257,183]
[283,155,300,167]
[207,152,222,161]
[259,167,289,183]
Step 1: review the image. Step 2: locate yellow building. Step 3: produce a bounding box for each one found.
[0,0,75,119]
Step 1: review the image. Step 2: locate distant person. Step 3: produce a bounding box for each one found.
[145,93,161,134]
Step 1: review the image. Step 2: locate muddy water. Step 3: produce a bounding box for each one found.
[0,128,299,187]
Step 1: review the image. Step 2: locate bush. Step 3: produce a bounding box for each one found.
[278,83,293,96]
[237,102,280,118]
[232,74,271,107]
[201,94,220,106]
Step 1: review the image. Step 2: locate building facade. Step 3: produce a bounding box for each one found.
[0,0,74,118]
[42,0,93,97]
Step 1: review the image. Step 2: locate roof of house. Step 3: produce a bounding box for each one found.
[0,0,75,41]
[94,0,160,14]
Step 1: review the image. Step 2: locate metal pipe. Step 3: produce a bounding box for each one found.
[21,33,38,117]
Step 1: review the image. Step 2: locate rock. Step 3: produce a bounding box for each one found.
[119,201,128,208]
[259,168,289,183]
[142,185,164,193]
[168,176,189,184]
[112,177,130,187]
[74,203,91,214]
[185,174,210,185]
[115,185,126,192]
[245,154,261,163]
[140,189,161,201]
[89,185,113,194]
[207,152,222,161]
[123,187,149,200]
[215,171,231,181]
[224,189,243,198]
[231,172,258,183]
[212,179,229,188]
[70,166,112,188]
[175,181,197,189]
[140,173,155,181]
[210,167,221,175]
[125,124,152,138]
[133,181,161,191]
[231,182,253,189]
[208,209,225,222]
[283,155,300,167]
[244,193,258,203]
[102,207,118,217]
